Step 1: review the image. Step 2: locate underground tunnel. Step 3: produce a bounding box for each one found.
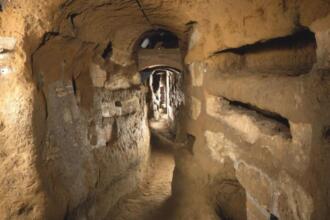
[0,1,330,220]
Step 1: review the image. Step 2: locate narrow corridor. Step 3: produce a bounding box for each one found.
[107,144,175,220]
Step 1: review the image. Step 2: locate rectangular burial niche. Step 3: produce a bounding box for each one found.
[224,97,292,139]
[217,29,316,55]
[214,29,317,75]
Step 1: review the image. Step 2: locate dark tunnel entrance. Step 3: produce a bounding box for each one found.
[141,66,184,137]
[136,28,184,138]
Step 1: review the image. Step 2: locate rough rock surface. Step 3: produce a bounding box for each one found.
[0,0,329,220]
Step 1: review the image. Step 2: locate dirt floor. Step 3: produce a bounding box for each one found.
[107,142,175,220]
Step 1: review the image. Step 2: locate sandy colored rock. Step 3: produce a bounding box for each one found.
[90,63,107,87]
[0,0,329,220]
[276,172,314,220]
[0,37,16,51]
[246,196,269,220]
[188,96,201,120]
[236,163,273,210]
[189,62,204,87]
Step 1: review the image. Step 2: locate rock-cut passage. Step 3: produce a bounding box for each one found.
[0,1,330,220]
[107,144,175,220]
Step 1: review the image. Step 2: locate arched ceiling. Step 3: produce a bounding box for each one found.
[55,0,188,65]
[1,0,329,64]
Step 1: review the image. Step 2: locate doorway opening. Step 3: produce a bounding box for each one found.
[135,28,184,138]
[143,66,184,138]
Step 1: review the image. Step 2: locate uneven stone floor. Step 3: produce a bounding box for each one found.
[107,144,175,220]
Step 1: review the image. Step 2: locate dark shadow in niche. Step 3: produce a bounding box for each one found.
[270,213,279,220]
[215,179,247,220]
[72,77,77,96]
[215,29,316,55]
[102,41,113,60]
[115,101,122,107]
[323,126,330,143]
[213,29,317,75]
[0,121,4,132]
[224,97,292,139]
[228,100,290,128]
[106,119,118,147]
